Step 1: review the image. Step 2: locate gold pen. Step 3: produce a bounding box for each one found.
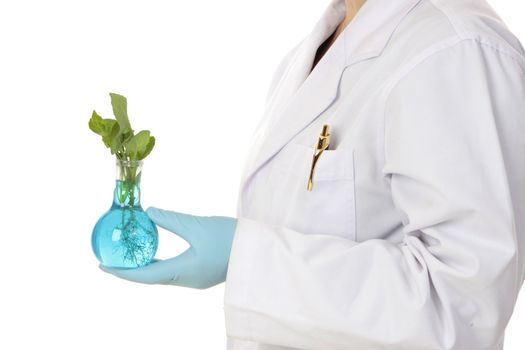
[307,124,331,191]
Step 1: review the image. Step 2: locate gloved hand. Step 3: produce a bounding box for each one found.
[99,207,237,289]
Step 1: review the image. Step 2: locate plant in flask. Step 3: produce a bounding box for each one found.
[89,92,159,268]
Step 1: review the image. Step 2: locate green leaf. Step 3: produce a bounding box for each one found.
[102,135,112,148]
[89,111,104,135]
[90,110,119,152]
[126,130,151,160]
[109,122,122,155]
[105,122,120,151]
[90,111,117,135]
[138,136,155,160]
[121,130,134,147]
[109,93,132,133]
[102,119,117,135]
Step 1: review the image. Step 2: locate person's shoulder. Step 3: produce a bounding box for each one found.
[434,0,524,57]
[390,0,525,63]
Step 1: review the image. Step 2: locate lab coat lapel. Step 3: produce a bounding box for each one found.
[238,0,422,213]
[236,0,346,192]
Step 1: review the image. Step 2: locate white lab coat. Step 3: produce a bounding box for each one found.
[224,0,525,349]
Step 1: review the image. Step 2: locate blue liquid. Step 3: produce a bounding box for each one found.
[92,180,158,268]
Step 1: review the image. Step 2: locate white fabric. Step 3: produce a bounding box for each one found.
[224,0,525,349]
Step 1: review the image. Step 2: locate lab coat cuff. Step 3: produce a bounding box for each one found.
[223,216,361,347]
[224,216,261,341]
[225,216,288,342]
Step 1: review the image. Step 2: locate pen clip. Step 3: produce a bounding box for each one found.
[307,124,330,191]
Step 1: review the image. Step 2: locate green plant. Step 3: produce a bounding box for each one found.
[89,92,155,161]
[89,92,156,207]
[89,93,158,266]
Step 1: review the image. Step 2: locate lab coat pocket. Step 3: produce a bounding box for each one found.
[269,142,356,240]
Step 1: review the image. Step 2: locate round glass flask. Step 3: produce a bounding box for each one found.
[92,159,158,268]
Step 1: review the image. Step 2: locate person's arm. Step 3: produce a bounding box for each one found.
[98,41,305,290]
[224,38,525,349]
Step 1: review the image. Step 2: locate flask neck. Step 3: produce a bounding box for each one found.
[112,159,143,209]
[113,179,141,208]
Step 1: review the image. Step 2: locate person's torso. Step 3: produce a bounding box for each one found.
[228,0,525,348]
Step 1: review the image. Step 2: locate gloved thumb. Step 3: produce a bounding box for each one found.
[146,206,199,245]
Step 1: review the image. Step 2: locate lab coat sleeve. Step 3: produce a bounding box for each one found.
[224,39,525,350]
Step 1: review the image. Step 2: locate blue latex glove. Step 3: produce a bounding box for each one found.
[99,207,237,289]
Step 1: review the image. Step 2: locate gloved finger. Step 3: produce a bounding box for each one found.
[99,247,196,285]
[146,207,201,245]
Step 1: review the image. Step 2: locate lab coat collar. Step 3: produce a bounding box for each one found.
[343,0,423,65]
[238,0,422,209]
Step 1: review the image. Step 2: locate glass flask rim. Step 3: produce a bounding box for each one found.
[115,158,144,167]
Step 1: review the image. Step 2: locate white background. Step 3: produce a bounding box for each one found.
[0,0,523,349]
